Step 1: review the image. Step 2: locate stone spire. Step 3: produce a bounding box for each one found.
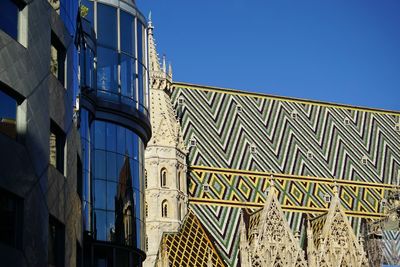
[239,181,307,267]
[148,13,172,91]
[144,16,188,267]
[307,184,369,267]
[146,14,185,150]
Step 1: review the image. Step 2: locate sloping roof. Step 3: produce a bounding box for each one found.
[159,210,225,267]
[170,82,400,265]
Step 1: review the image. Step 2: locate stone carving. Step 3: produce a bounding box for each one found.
[307,185,369,267]
[144,16,188,267]
[239,182,307,267]
[239,183,370,267]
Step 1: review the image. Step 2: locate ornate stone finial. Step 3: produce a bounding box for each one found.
[162,54,167,74]
[332,180,339,197]
[148,11,153,28]
[270,174,275,188]
[168,62,173,78]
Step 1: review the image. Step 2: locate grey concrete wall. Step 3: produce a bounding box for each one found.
[0,0,82,266]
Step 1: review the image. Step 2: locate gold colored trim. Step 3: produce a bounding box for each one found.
[189,198,385,219]
[190,165,398,190]
[173,82,400,116]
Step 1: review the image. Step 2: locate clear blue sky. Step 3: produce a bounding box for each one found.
[136,0,400,111]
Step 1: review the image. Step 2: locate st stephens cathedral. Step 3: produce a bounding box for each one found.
[143,18,400,267]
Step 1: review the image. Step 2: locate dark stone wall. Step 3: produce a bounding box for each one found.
[0,0,82,266]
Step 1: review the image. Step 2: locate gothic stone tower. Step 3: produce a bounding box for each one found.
[144,17,188,267]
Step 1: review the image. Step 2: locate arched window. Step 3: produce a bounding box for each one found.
[177,171,181,191]
[161,168,167,187]
[162,200,168,218]
[145,169,148,188]
[145,202,148,217]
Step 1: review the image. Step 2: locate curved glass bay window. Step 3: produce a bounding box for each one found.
[94,1,149,114]
[92,120,145,249]
[78,1,150,266]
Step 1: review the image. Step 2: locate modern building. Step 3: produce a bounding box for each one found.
[146,21,400,267]
[2,0,400,266]
[0,0,82,266]
[76,0,151,266]
[1,0,151,266]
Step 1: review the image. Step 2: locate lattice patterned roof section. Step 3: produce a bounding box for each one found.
[309,213,327,248]
[159,210,225,267]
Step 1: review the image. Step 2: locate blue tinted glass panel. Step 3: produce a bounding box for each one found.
[97,47,118,93]
[116,154,125,178]
[94,180,106,209]
[97,4,117,48]
[116,126,126,155]
[126,131,134,158]
[106,122,116,152]
[106,182,117,211]
[94,121,106,149]
[94,150,106,179]
[83,48,95,89]
[120,11,134,56]
[138,64,146,110]
[81,0,94,26]
[120,55,136,101]
[0,0,18,40]
[139,139,144,163]
[95,210,107,241]
[106,211,115,241]
[131,160,140,191]
[135,219,142,248]
[106,152,117,181]
[60,0,78,34]
[0,90,16,120]
[137,22,143,64]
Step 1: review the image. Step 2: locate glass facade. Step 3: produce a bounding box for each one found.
[78,1,149,266]
[0,0,18,39]
[78,1,149,114]
[0,90,16,121]
[81,109,92,233]
[92,120,145,249]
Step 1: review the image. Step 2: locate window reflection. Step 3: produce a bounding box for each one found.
[94,121,106,149]
[92,120,144,248]
[79,45,95,89]
[91,3,149,114]
[97,4,117,49]
[138,64,144,110]
[137,21,144,63]
[120,11,135,56]
[120,55,136,102]
[0,0,18,40]
[80,0,94,26]
[0,89,17,138]
[97,47,118,94]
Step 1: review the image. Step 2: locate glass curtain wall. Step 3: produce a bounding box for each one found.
[80,108,93,233]
[93,1,149,114]
[78,2,149,265]
[92,120,145,249]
